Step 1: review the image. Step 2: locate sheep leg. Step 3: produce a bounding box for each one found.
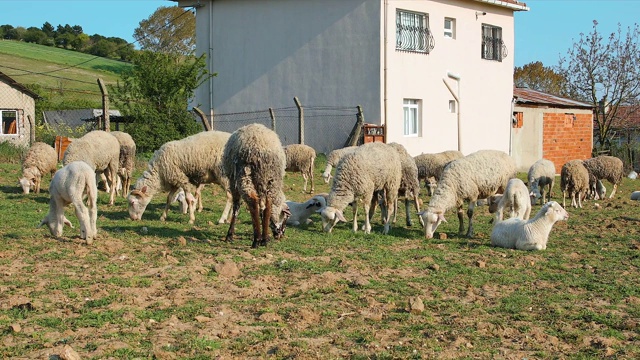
[414,195,424,227]
[86,179,98,241]
[218,190,233,224]
[161,188,181,221]
[309,169,314,193]
[260,196,272,247]
[225,194,242,242]
[362,195,372,234]
[457,206,465,235]
[465,202,476,238]
[609,183,618,198]
[382,190,396,235]
[72,200,91,242]
[247,195,262,248]
[404,198,412,227]
[35,176,41,194]
[352,201,360,232]
[301,172,308,193]
[106,162,118,206]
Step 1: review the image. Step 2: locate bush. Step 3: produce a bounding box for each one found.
[0,141,27,164]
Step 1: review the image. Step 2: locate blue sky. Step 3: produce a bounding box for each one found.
[1,0,639,67]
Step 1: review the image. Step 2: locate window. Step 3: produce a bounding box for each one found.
[481,24,506,61]
[403,99,420,136]
[444,17,455,39]
[512,112,523,128]
[396,10,434,54]
[1,110,17,135]
[449,100,456,113]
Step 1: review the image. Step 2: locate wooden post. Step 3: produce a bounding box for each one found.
[193,107,212,131]
[97,78,110,132]
[269,108,276,132]
[294,96,304,144]
[345,106,364,147]
[27,115,35,145]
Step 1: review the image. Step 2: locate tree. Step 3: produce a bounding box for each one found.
[558,21,640,152]
[109,51,212,151]
[134,6,195,55]
[41,22,55,37]
[23,27,47,44]
[514,61,568,96]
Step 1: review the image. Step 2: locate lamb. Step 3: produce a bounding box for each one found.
[62,130,120,205]
[39,161,98,244]
[320,142,402,235]
[418,149,516,239]
[127,131,233,225]
[110,131,136,197]
[528,158,555,205]
[582,155,624,198]
[414,150,464,193]
[283,143,316,193]
[490,201,569,251]
[560,160,590,208]
[488,178,532,221]
[222,123,291,248]
[286,193,328,226]
[19,142,58,194]
[321,146,358,183]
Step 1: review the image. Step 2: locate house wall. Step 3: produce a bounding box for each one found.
[0,80,34,147]
[511,105,544,172]
[542,110,593,174]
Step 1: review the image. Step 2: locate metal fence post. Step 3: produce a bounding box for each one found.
[269,108,276,132]
[294,97,304,144]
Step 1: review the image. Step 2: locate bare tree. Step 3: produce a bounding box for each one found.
[559,21,640,152]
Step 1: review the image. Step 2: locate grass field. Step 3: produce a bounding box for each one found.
[1,153,639,359]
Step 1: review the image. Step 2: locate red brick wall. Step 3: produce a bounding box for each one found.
[542,112,593,173]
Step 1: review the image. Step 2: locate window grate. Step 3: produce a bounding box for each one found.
[481,24,507,61]
[396,10,435,54]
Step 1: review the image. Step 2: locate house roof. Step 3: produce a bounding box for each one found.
[0,71,40,99]
[43,109,122,134]
[473,0,529,11]
[513,87,593,109]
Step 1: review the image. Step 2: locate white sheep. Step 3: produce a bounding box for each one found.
[582,155,624,198]
[414,150,464,194]
[418,150,516,239]
[128,131,233,225]
[284,143,316,193]
[488,178,532,221]
[19,142,58,194]
[286,193,328,226]
[62,130,120,205]
[528,158,555,205]
[560,160,590,208]
[222,123,291,248]
[110,131,136,197]
[39,161,98,244]
[321,146,358,183]
[320,142,402,235]
[490,201,569,251]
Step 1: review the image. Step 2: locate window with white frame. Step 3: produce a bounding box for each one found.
[481,24,505,61]
[444,17,455,39]
[403,99,420,136]
[1,110,18,135]
[396,10,434,54]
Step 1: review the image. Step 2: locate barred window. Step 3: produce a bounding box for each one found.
[1,110,17,135]
[481,24,506,61]
[396,10,434,54]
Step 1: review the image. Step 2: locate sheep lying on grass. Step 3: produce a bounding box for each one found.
[582,155,624,199]
[491,201,569,251]
[321,146,358,183]
[39,161,98,244]
[286,193,328,226]
[561,160,590,209]
[284,144,316,193]
[19,142,58,194]
[489,178,532,221]
[528,158,555,205]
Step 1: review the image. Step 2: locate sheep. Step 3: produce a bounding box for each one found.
[283,143,316,193]
[582,155,624,198]
[19,142,58,194]
[417,149,516,239]
[321,146,358,183]
[222,123,291,248]
[585,169,606,201]
[62,130,120,205]
[127,130,233,225]
[414,150,464,193]
[488,178,532,221]
[490,201,569,251]
[110,131,136,197]
[528,158,555,205]
[560,160,590,208]
[286,193,328,226]
[320,142,402,235]
[38,161,98,244]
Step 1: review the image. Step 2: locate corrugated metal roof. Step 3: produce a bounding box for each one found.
[514,87,593,109]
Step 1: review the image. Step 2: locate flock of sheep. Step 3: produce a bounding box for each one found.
[18,124,628,250]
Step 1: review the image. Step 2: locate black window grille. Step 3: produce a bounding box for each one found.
[481,24,507,61]
[396,10,435,54]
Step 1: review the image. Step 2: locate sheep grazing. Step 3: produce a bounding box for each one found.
[19,142,58,194]
[110,131,136,197]
[490,201,569,251]
[39,161,98,244]
[283,143,316,193]
[528,158,555,205]
[128,131,233,225]
[582,155,624,198]
[320,142,402,235]
[286,193,328,226]
[560,160,590,208]
[414,150,464,194]
[62,130,120,205]
[488,178,532,221]
[222,123,291,248]
[321,146,358,183]
[418,149,516,239]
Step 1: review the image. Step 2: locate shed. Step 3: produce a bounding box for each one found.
[43,109,123,136]
[0,71,39,147]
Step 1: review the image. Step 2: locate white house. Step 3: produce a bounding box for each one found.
[174,0,529,155]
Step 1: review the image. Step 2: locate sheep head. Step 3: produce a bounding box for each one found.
[545,201,569,222]
[417,209,446,239]
[270,197,291,239]
[39,214,73,237]
[320,206,347,233]
[19,177,35,194]
[127,186,152,221]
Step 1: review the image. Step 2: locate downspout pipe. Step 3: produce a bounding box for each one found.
[443,71,461,152]
[383,0,388,130]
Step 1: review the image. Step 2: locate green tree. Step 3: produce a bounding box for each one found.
[109,51,212,152]
[514,61,568,96]
[134,6,195,55]
[41,22,55,37]
[559,21,640,152]
[87,39,116,57]
[23,27,47,44]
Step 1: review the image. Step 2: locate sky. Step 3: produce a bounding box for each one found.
[1,0,639,66]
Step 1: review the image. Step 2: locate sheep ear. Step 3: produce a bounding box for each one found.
[141,186,148,194]
[335,209,347,222]
[38,217,48,228]
[437,213,447,223]
[63,216,74,228]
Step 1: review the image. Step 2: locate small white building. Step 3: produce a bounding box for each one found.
[0,71,39,147]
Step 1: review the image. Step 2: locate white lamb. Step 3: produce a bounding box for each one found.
[528,158,555,205]
[19,142,58,194]
[286,193,328,226]
[39,161,98,244]
[490,201,569,251]
[489,178,532,221]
